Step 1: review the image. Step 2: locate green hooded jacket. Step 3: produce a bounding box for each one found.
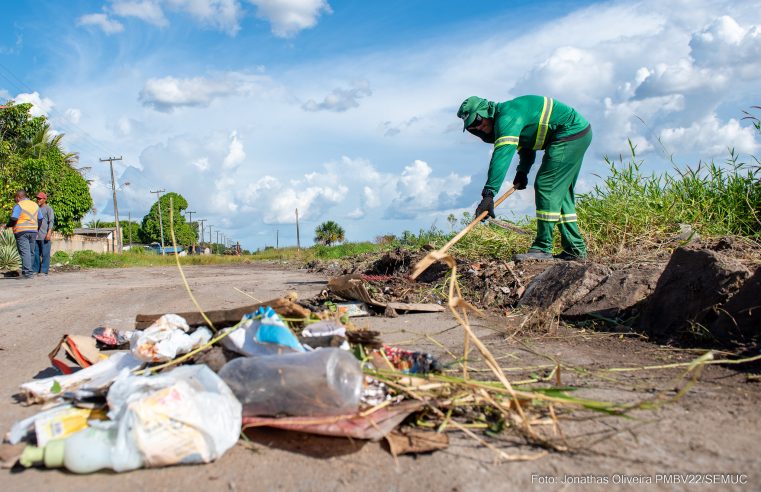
[459,95,590,195]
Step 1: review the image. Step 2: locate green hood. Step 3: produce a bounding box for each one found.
[457,96,496,131]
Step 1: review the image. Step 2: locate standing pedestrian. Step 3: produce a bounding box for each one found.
[457,95,592,260]
[2,190,43,279]
[33,192,55,275]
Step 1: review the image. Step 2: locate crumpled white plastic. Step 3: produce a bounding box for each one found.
[18,352,142,405]
[130,314,212,362]
[99,364,242,471]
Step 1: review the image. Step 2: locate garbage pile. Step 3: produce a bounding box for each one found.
[3,290,450,474]
[6,261,673,474]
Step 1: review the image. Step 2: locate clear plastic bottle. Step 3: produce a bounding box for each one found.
[219,348,363,417]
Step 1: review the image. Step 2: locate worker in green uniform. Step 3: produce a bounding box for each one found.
[457,95,592,261]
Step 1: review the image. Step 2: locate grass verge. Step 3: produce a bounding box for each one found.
[51,241,387,269]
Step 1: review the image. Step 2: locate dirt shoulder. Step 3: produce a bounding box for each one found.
[1,264,759,491]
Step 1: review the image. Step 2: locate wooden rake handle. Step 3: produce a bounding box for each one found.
[437,186,516,254]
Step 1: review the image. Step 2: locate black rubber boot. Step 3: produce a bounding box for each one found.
[513,248,554,262]
[553,251,588,261]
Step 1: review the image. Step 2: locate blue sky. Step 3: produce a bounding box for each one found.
[2,0,760,250]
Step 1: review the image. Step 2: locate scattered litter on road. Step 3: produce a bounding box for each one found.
[20,365,241,473]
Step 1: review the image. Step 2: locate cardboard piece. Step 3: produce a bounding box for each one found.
[386,427,449,456]
[242,401,423,441]
[48,335,106,375]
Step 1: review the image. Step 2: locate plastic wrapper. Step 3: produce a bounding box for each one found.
[130,314,212,362]
[19,352,142,404]
[301,320,350,350]
[220,306,303,356]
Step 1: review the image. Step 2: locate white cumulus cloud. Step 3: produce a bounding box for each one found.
[166,0,243,35]
[660,115,760,156]
[139,72,272,112]
[13,92,55,116]
[223,131,245,168]
[248,0,331,37]
[111,0,168,26]
[302,80,372,112]
[515,47,615,105]
[77,13,125,34]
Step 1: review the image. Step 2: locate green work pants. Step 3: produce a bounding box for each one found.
[531,129,592,255]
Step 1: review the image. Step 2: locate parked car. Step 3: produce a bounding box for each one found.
[148,242,184,255]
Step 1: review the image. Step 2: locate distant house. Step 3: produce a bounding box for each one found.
[51,227,118,254]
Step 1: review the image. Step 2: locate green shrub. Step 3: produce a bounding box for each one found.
[71,250,126,268]
[52,250,70,264]
[311,242,380,259]
[0,229,21,271]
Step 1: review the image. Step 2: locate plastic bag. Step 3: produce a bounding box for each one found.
[220,306,303,356]
[104,364,242,470]
[130,314,212,362]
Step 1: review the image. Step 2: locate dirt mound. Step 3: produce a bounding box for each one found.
[518,262,612,314]
[303,239,760,349]
[366,248,412,275]
[639,247,751,343]
[709,264,761,346]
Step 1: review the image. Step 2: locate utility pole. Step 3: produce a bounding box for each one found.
[197,219,206,250]
[276,229,279,249]
[149,189,166,255]
[296,208,301,250]
[216,231,220,249]
[185,210,195,254]
[101,156,123,253]
[128,211,132,248]
[208,225,213,245]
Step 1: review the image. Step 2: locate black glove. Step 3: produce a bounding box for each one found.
[475,190,495,220]
[513,171,528,190]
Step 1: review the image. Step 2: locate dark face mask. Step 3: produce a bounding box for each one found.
[467,127,495,144]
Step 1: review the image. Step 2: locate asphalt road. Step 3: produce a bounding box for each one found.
[1,264,758,491]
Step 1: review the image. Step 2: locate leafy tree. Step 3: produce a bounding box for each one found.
[139,192,196,246]
[314,220,345,246]
[0,102,92,235]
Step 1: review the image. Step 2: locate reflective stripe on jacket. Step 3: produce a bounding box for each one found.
[13,199,39,234]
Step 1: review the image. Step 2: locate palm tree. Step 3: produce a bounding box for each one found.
[314,221,345,246]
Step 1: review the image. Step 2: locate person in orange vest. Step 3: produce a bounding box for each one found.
[2,190,43,279]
